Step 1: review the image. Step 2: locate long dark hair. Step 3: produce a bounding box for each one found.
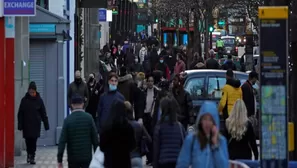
[103,100,128,131]
[159,95,179,124]
[197,116,216,150]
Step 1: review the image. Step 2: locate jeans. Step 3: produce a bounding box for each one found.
[131,157,143,168]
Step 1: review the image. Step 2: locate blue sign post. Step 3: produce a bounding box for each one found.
[259,6,288,168]
[3,0,36,16]
[98,8,106,22]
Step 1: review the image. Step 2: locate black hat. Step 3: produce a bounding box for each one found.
[158,80,170,90]
[226,69,234,78]
[249,71,258,80]
[71,94,84,104]
[28,81,37,91]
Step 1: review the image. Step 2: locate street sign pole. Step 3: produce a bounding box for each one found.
[259,6,289,168]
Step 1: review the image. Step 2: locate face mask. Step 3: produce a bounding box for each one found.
[89,77,94,82]
[109,84,117,91]
[160,60,164,63]
[135,59,138,63]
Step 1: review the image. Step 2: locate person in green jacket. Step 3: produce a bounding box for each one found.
[216,38,225,58]
[57,94,99,168]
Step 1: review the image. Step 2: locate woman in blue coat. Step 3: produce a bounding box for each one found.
[176,101,229,168]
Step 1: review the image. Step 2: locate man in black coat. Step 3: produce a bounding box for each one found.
[18,81,49,164]
[241,71,258,117]
[205,49,220,69]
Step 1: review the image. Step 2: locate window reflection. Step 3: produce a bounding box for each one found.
[185,78,205,99]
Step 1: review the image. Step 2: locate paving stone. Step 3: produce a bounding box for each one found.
[14,146,152,168]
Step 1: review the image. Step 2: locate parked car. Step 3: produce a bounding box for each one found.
[181,69,252,118]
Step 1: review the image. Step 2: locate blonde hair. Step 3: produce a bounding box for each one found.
[225,99,249,141]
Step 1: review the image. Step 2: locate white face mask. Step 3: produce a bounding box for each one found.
[135,59,138,63]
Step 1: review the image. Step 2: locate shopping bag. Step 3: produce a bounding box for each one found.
[89,147,104,168]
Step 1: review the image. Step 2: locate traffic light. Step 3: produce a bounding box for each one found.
[155,18,159,23]
[218,20,225,26]
[209,25,214,32]
[111,6,118,14]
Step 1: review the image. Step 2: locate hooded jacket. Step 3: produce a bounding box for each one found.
[218,78,242,119]
[176,101,229,168]
[118,74,134,103]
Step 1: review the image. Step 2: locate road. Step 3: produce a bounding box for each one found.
[14,146,151,168]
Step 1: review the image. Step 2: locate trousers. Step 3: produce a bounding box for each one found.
[25,138,37,156]
[68,162,90,168]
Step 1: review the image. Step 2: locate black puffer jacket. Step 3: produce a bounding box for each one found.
[17,92,49,138]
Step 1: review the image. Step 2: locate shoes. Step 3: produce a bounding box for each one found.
[28,154,36,165]
[26,154,30,163]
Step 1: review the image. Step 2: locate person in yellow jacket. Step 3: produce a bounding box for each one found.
[218,69,242,119]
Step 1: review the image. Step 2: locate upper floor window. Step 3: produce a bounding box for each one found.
[37,0,49,10]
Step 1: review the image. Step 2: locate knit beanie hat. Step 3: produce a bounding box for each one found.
[28,81,37,91]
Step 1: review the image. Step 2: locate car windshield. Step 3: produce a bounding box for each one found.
[223,38,235,45]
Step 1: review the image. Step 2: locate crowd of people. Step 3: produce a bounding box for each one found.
[16,40,260,168]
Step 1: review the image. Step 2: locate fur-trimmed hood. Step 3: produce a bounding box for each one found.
[118,74,133,83]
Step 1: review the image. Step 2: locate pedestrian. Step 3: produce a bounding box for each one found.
[67,70,89,108]
[150,47,159,72]
[218,69,242,120]
[153,95,186,168]
[115,44,126,68]
[139,74,159,165]
[241,71,258,117]
[221,54,236,70]
[139,44,147,65]
[155,55,170,80]
[190,52,205,69]
[57,94,99,168]
[85,73,103,121]
[97,72,125,133]
[126,48,136,70]
[17,81,49,164]
[174,53,186,75]
[225,99,258,160]
[172,74,194,129]
[205,50,220,69]
[176,101,229,168]
[118,66,135,104]
[100,100,136,168]
[151,80,171,128]
[125,101,152,168]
